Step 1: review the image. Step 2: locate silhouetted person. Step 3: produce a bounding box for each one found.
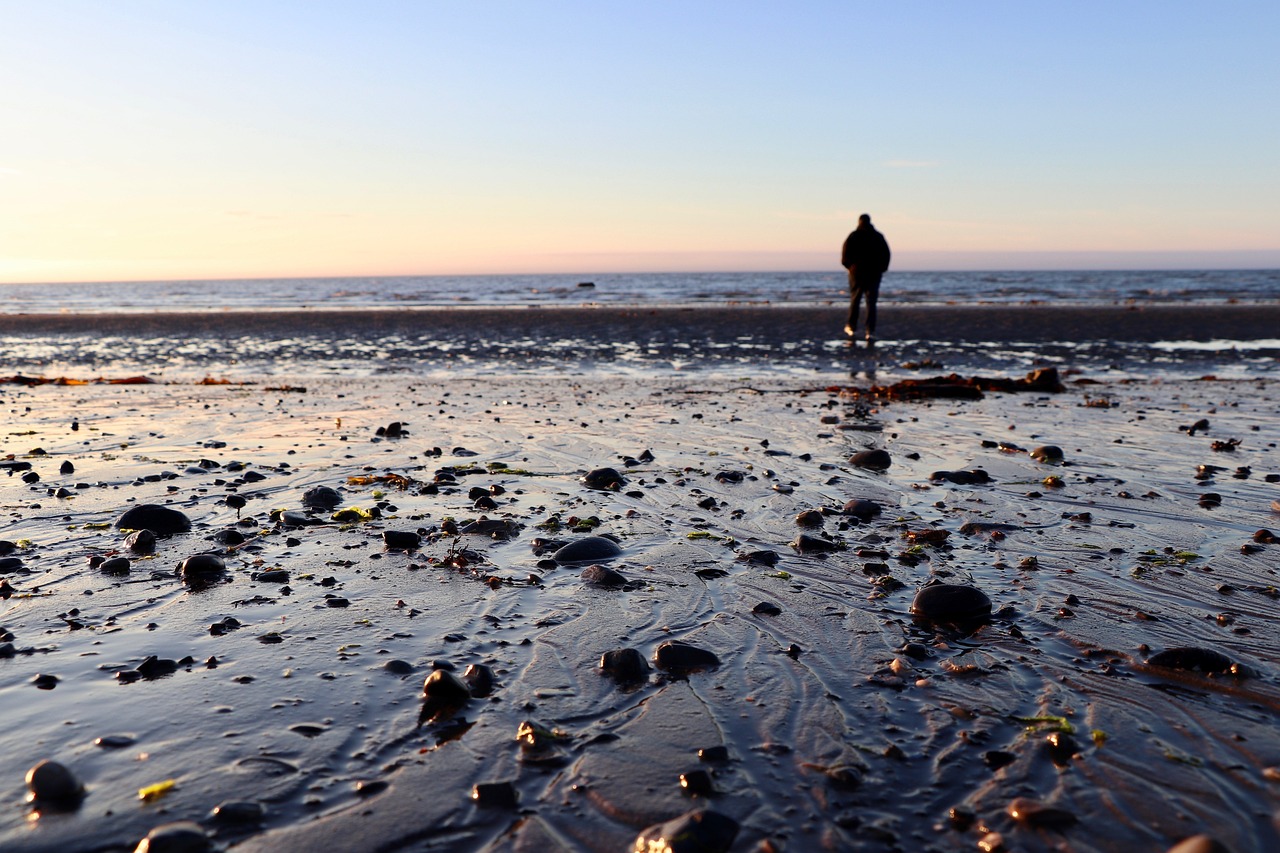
[841,214,891,345]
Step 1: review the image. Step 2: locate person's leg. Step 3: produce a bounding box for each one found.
[865,282,879,340]
[845,268,859,336]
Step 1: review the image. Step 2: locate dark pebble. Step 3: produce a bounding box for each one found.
[654,641,720,672]
[552,536,623,563]
[125,529,158,554]
[752,601,782,616]
[842,498,882,520]
[462,663,495,697]
[795,509,824,528]
[422,669,471,701]
[698,746,729,762]
[680,769,714,796]
[32,673,58,690]
[210,800,266,825]
[931,469,992,485]
[0,556,25,573]
[633,809,739,853]
[325,597,350,608]
[581,564,627,586]
[471,781,518,808]
[1007,797,1077,828]
[94,735,135,748]
[581,467,626,490]
[983,750,1016,770]
[910,583,992,626]
[1147,647,1234,674]
[60,461,75,475]
[25,760,82,804]
[1045,731,1079,766]
[254,569,289,583]
[849,449,891,471]
[383,530,421,550]
[301,485,342,510]
[179,553,226,584]
[134,820,211,853]
[116,504,192,535]
[1030,445,1064,463]
[211,529,245,546]
[355,779,388,797]
[600,648,650,685]
[99,556,131,574]
[739,549,779,566]
[791,533,840,554]
[383,659,414,675]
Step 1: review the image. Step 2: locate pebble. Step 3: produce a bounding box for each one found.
[209,800,266,825]
[679,769,714,796]
[752,601,782,616]
[848,449,891,471]
[116,504,192,535]
[1147,647,1234,674]
[552,536,623,563]
[383,659,414,675]
[910,583,993,625]
[1165,835,1233,853]
[1007,797,1077,827]
[0,556,25,573]
[931,469,992,485]
[179,553,226,585]
[99,556,131,574]
[125,529,157,554]
[211,528,245,546]
[600,648,650,685]
[581,467,626,490]
[383,530,420,550]
[1030,445,1064,463]
[581,564,627,586]
[422,669,471,701]
[795,509,824,528]
[842,498,882,520]
[32,673,58,689]
[301,485,342,510]
[133,820,211,853]
[25,759,82,804]
[471,781,518,808]
[791,533,840,554]
[738,549,779,566]
[632,809,739,853]
[653,641,721,672]
[462,663,495,697]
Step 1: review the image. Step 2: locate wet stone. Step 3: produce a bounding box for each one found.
[581,467,626,490]
[698,746,729,762]
[26,759,82,805]
[462,663,495,697]
[179,553,226,585]
[383,530,420,550]
[1007,797,1077,828]
[301,485,342,510]
[210,800,266,825]
[752,601,782,616]
[125,529,157,554]
[1147,647,1234,674]
[422,669,471,701]
[0,556,25,574]
[632,809,739,853]
[94,735,135,749]
[134,820,212,853]
[116,504,192,535]
[1045,731,1079,766]
[842,498,882,520]
[600,648,650,685]
[680,769,714,796]
[910,583,993,626]
[931,469,993,485]
[581,564,627,587]
[383,659,414,675]
[795,509,825,528]
[791,533,840,554]
[654,641,720,672]
[552,536,623,563]
[849,449,892,471]
[472,781,518,808]
[1030,445,1065,463]
[739,549,779,566]
[99,556,131,574]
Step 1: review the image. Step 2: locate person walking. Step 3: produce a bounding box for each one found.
[841,214,891,346]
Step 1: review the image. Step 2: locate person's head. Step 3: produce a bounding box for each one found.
[858,213,872,227]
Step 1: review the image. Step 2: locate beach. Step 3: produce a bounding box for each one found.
[1,304,1279,852]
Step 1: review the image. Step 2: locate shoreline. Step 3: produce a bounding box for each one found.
[2,303,1279,343]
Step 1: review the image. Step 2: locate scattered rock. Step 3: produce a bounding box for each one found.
[738,549,779,566]
[301,485,342,510]
[25,759,83,805]
[791,533,840,554]
[116,504,191,536]
[581,467,626,490]
[1030,445,1064,463]
[552,536,623,563]
[462,663,495,697]
[910,583,992,626]
[600,648,650,685]
[842,499,882,520]
[382,530,421,550]
[752,601,782,616]
[99,556,131,574]
[795,509,825,527]
[632,809,739,853]
[931,469,992,485]
[471,781,518,808]
[581,564,627,586]
[209,801,266,826]
[125,529,157,554]
[849,449,891,471]
[134,820,212,853]
[179,553,226,585]
[654,641,720,672]
[1007,797,1077,828]
[422,669,471,701]
[1147,647,1234,674]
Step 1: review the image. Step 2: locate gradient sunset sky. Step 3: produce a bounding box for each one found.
[2,1,1277,283]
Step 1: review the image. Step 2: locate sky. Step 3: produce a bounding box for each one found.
[1,1,1278,283]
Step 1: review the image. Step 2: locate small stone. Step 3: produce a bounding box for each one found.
[133,820,211,853]
[791,533,840,554]
[654,641,720,672]
[581,564,627,586]
[462,663,495,697]
[32,673,58,690]
[752,601,782,616]
[842,498,882,520]
[26,759,82,804]
[1045,731,1079,766]
[600,648,650,685]
[383,659,414,675]
[422,669,471,701]
[552,536,623,563]
[99,556,131,574]
[179,553,226,585]
[632,809,739,853]
[383,530,421,550]
[680,769,714,796]
[1007,797,1077,828]
[581,467,626,490]
[471,781,518,808]
[848,449,891,471]
[124,529,157,554]
[60,461,75,475]
[795,509,824,528]
[1147,647,1234,674]
[209,801,265,825]
[910,583,992,626]
[116,504,191,535]
[1029,445,1064,463]
[301,485,342,510]
[698,746,729,762]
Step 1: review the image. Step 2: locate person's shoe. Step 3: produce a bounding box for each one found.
[843,324,855,337]
[865,332,876,348]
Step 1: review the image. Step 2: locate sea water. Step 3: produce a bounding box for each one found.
[0,268,1277,314]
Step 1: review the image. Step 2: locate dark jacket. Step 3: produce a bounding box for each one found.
[841,224,891,273]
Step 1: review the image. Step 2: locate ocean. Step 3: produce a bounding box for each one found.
[2,268,1278,314]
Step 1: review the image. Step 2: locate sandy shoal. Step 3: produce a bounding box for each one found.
[0,371,1277,852]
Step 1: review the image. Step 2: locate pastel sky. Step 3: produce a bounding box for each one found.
[2,1,1278,283]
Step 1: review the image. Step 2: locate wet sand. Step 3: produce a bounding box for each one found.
[1,366,1278,852]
